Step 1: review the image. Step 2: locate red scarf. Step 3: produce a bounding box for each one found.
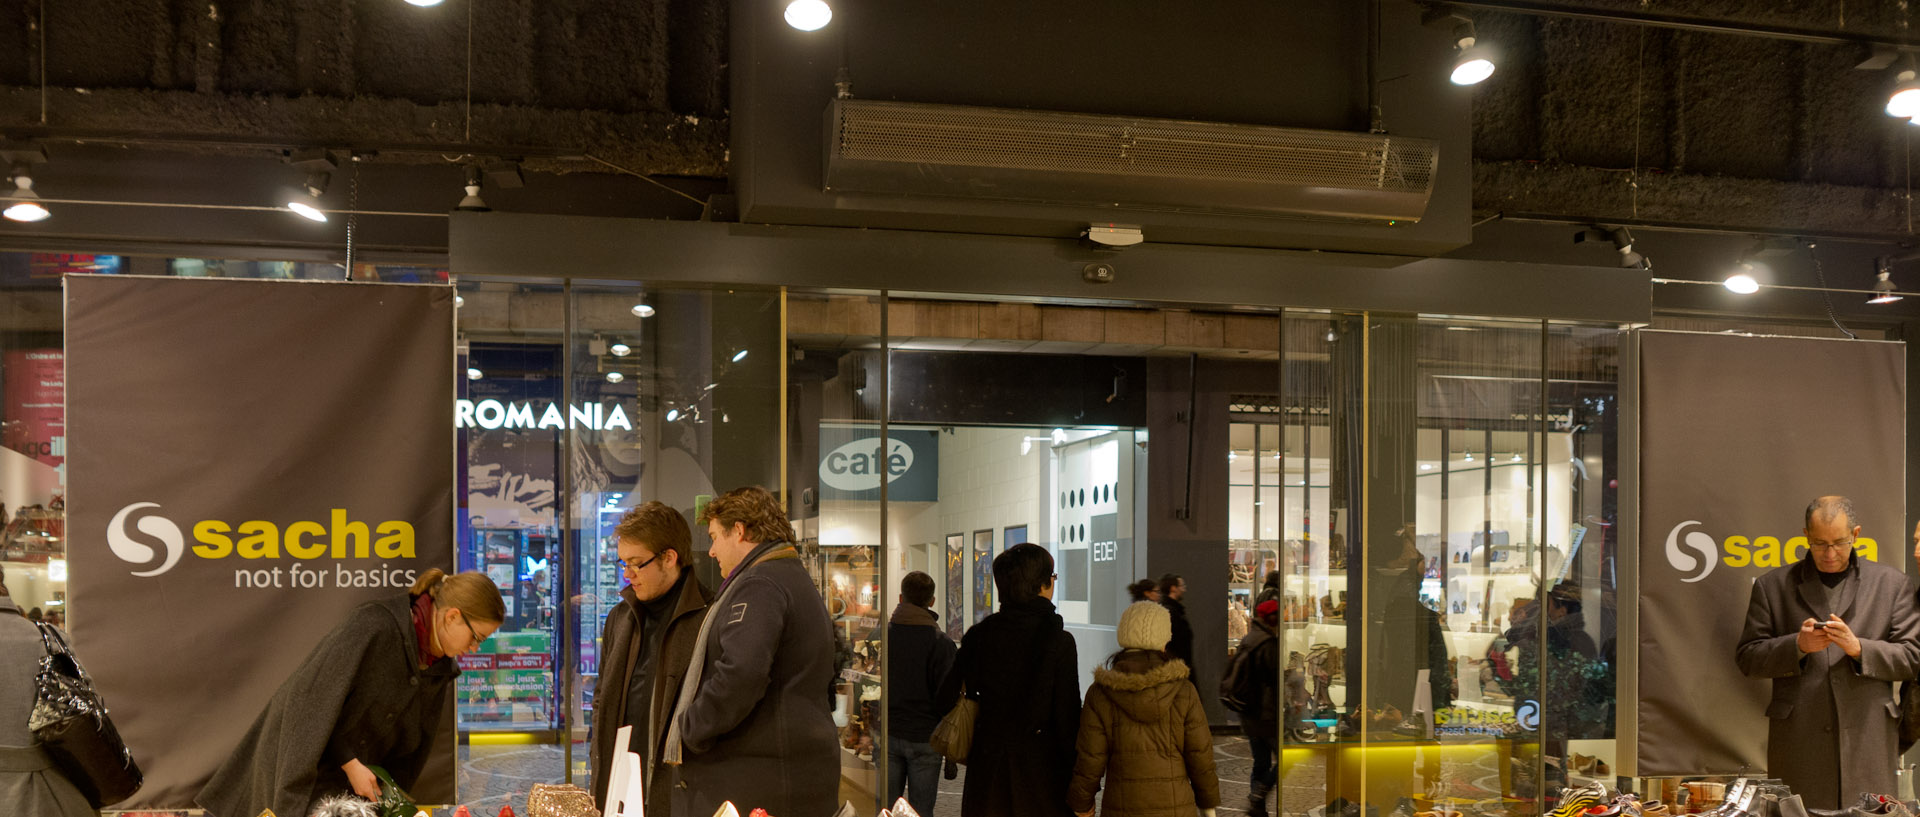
[410,592,438,667]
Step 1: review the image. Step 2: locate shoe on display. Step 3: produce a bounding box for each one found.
[1640,799,1670,817]
[1547,781,1611,817]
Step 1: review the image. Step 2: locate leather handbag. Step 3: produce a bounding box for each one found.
[928,683,977,764]
[29,621,143,808]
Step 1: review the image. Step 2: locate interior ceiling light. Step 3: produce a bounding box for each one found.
[1463,451,1475,462]
[1050,428,1068,445]
[1889,69,1920,118]
[466,367,483,380]
[284,148,337,223]
[665,408,680,422]
[1574,226,1649,270]
[1724,262,1761,294]
[405,0,445,5]
[784,0,832,31]
[1425,7,1494,86]
[1869,265,1903,304]
[3,162,48,223]
[606,371,625,383]
[1511,453,1523,462]
[632,303,656,318]
[731,349,749,363]
[610,342,631,356]
[455,165,489,212]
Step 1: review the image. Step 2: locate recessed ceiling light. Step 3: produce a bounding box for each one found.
[632,303,656,318]
[731,349,749,363]
[466,367,483,380]
[784,0,831,31]
[610,342,631,356]
[606,371,624,383]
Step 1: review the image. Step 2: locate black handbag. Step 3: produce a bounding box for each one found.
[29,620,143,808]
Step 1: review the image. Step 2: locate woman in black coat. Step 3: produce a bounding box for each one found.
[196,569,503,817]
[935,543,1082,817]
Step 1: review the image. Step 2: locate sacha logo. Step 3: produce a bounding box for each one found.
[1663,520,1877,583]
[108,502,417,578]
[819,437,915,492]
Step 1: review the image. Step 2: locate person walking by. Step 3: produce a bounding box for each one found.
[665,486,838,817]
[1127,579,1159,604]
[936,543,1082,817]
[1158,573,1194,669]
[590,501,712,817]
[0,564,93,816]
[888,570,957,816]
[1236,599,1283,815]
[198,570,503,817]
[1067,601,1220,817]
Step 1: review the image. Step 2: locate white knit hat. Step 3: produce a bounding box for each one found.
[1116,601,1172,651]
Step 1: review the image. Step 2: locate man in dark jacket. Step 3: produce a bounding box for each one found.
[888,570,957,816]
[665,486,838,817]
[936,543,1082,817]
[591,501,713,817]
[1159,573,1194,669]
[1238,599,1282,816]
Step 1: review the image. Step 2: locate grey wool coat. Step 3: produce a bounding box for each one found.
[1736,554,1920,810]
[0,596,94,817]
[197,595,459,817]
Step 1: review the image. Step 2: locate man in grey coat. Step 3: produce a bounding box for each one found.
[1736,495,1920,809]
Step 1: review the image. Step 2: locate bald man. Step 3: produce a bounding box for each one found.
[1736,496,1920,809]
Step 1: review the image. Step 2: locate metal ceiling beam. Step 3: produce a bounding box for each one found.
[1444,0,1920,49]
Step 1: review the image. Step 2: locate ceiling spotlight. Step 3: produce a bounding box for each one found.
[1050,428,1068,445]
[784,0,832,31]
[1724,262,1761,294]
[1869,264,1903,304]
[1420,463,1433,471]
[632,303,656,318]
[1510,453,1523,462]
[731,349,749,363]
[1890,69,1920,118]
[286,171,330,223]
[454,294,465,308]
[610,342,631,356]
[1451,39,1496,85]
[405,0,445,5]
[3,163,48,223]
[1463,451,1475,462]
[606,371,625,383]
[455,165,489,212]
[466,367,483,380]
[1325,329,1338,343]
[665,408,680,422]
[1228,450,1237,462]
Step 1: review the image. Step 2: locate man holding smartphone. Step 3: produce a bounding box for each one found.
[1736,496,1920,809]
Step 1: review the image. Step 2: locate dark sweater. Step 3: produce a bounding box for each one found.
[887,601,958,742]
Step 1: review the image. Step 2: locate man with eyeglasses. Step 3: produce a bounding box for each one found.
[1736,495,1920,810]
[590,500,713,817]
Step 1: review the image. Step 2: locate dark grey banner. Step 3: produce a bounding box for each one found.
[1637,331,1905,776]
[65,276,455,807]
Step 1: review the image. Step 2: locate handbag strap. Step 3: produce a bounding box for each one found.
[32,620,66,659]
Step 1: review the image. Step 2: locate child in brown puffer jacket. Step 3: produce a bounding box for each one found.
[1068,601,1221,817]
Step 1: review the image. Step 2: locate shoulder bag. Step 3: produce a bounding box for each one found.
[29,620,143,808]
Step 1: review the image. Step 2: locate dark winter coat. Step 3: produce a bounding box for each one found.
[935,596,1082,817]
[1161,598,1194,669]
[590,570,712,817]
[1736,554,1920,809]
[1068,652,1220,817]
[671,541,839,817]
[1235,617,1282,739]
[197,594,459,817]
[887,601,957,743]
[0,596,92,817]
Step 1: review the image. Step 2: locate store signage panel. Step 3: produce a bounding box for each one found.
[66,276,456,807]
[1636,331,1904,777]
[817,425,939,502]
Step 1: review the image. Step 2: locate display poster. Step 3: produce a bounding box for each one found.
[65,276,456,807]
[1637,331,1904,776]
[3,348,65,468]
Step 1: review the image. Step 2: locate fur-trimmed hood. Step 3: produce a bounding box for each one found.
[1092,654,1191,723]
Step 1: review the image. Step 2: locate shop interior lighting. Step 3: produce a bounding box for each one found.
[1869,259,1904,304]
[406,0,445,5]
[2,162,49,223]
[466,367,483,380]
[455,165,489,212]
[1724,263,1761,294]
[1051,428,1068,444]
[1228,450,1238,462]
[454,294,465,308]
[285,171,331,223]
[1420,463,1433,471]
[665,408,680,422]
[610,342,631,357]
[631,303,656,318]
[1510,453,1523,462]
[1889,67,1920,118]
[731,348,749,363]
[1463,451,1475,462]
[1426,7,1494,86]
[605,371,625,383]
[784,0,832,31]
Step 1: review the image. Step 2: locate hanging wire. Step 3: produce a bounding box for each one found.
[582,155,708,207]
[1806,245,1858,338]
[1630,23,1646,218]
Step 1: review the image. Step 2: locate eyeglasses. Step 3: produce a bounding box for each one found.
[620,551,664,574]
[1808,538,1857,552]
[459,611,488,646]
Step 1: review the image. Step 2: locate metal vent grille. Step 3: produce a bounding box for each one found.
[825,99,1438,222]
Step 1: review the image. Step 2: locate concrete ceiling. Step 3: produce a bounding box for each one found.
[1,0,1918,251]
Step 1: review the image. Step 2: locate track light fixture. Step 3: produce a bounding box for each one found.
[3,162,49,223]
[1724,262,1761,294]
[455,165,489,212]
[785,0,832,31]
[1427,6,1495,85]
[283,149,337,223]
[1574,226,1649,270]
[1890,65,1920,119]
[1869,259,1904,304]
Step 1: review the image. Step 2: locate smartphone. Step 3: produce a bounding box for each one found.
[1811,621,1829,629]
